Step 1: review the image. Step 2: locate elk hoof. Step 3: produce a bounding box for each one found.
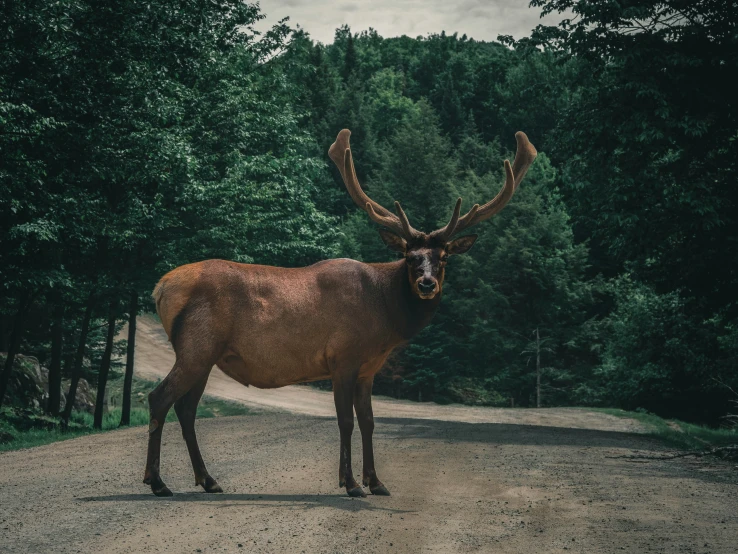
[152,483,173,497]
[347,486,367,498]
[370,484,391,496]
[202,476,223,493]
[146,475,173,497]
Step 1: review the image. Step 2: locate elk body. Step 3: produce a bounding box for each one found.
[144,129,537,497]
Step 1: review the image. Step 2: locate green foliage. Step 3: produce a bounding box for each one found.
[2,1,736,426]
[523,0,738,422]
[528,0,738,308]
[590,277,735,422]
[371,100,461,231]
[448,154,594,405]
[289,13,736,422]
[287,29,598,407]
[0,1,338,411]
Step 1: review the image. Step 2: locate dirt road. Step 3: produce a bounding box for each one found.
[1,317,737,553]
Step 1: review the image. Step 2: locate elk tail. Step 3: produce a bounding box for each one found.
[152,279,166,320]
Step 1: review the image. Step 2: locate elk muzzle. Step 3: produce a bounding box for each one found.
[415,277,439,299]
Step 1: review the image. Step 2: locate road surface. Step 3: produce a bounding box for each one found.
[1,316,736,553]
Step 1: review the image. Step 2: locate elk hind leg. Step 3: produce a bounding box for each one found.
[174,373,222,493]
[144,319,220,496]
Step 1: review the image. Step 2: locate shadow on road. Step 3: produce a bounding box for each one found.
[79,492,415,514]
[369,417,738,486]
[376,418,655,449]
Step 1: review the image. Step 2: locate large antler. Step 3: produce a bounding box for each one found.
[439,132,537,238]
[329,129,419,240]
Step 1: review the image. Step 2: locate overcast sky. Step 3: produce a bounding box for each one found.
[258,0,563,44]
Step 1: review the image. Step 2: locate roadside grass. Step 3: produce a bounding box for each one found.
[105,374,250,419]
[589,407,738,451]
[0,375,250,453]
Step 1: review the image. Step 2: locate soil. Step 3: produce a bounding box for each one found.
[1,316,736,553]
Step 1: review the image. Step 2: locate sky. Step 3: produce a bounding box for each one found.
[258,0,564,44]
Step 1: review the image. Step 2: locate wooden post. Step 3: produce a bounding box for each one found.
[536,327,541,409]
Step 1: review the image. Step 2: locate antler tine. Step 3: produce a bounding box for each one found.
[394,201,415,238]
[432,197,463,240]
[512,131,537,188]
[345,152,415,237]
[365,203,407,237]
[329,129,419,239]
[451,161,515,235]
[448,132,537,237]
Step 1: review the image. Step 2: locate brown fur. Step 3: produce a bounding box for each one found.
[157,258,438,389]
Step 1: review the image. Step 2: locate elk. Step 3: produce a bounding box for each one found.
[144,129,537,497]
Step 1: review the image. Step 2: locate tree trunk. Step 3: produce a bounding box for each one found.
[120,291,138,427]
[47,298,65,416]
[536,327,541,409]
[93,308,117,430]
[62,294,94,425]
[0,312,11,352]
[0,290,32,410]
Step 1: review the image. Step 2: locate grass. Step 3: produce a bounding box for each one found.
[590,407,738,451]
[105,373,250,419]
[0,375,250,453]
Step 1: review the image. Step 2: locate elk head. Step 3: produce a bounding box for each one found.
[329,129,537,300]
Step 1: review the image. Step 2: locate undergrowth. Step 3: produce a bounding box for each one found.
[0,376,250,452]
[591,407,738,452]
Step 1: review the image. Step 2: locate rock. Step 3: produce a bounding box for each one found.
[73,378,96,414]
[15,355,67,412]
[1,354,95,414]
[22,355,45,388]
[2,354,45,408]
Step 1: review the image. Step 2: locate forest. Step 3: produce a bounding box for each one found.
[1,0,736,429]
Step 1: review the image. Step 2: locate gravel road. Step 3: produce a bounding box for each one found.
[1,317,736,553]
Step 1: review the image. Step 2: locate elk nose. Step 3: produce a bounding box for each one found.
[418,278,437,294]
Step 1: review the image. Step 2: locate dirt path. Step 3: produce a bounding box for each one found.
[1,317,736,553]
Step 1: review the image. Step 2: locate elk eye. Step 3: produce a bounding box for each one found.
[441,254,449,262]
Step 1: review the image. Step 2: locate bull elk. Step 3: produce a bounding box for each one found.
[144,129,537,497]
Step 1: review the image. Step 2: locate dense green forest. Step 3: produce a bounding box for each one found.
[1,0,736,426]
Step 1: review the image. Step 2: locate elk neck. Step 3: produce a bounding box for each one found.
[379,259,442,341]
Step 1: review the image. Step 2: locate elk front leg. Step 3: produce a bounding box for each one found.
[333,372,366,497]
[354,377,390,496]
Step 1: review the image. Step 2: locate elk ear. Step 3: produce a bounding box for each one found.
[446,234,478,255]
[379,229,407,253]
